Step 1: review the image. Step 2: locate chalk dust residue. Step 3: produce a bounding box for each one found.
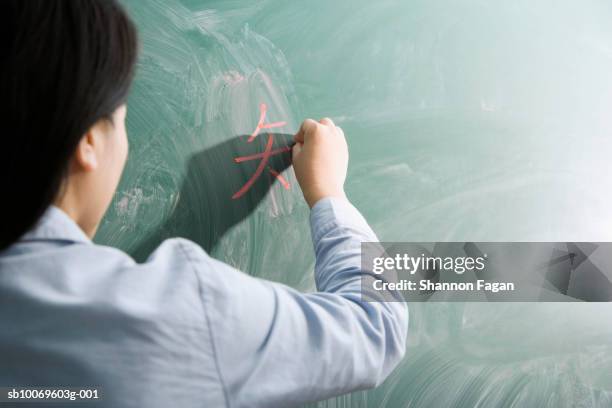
[95,0,308,283]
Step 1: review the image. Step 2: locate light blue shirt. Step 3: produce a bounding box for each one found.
[0,197,407,407]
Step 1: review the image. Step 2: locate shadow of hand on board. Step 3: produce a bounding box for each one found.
[132,133,294,262]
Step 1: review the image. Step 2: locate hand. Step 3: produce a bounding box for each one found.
[292,118,348,208]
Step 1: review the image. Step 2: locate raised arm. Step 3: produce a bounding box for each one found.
[184,119,407,407]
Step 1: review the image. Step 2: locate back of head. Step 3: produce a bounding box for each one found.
[0,0,138,249]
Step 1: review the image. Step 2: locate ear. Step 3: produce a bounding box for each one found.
[74,129,99,172]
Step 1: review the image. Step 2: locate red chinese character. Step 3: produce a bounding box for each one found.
[247,103,287,142]
[232,104,290,200]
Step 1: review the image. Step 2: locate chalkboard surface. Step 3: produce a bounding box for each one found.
[96,1,612,406]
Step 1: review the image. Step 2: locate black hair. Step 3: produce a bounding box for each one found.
[0,0,138,249]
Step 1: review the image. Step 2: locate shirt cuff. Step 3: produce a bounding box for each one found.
[309,197,376,245]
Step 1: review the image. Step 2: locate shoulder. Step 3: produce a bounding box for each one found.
[145,237,212,266]
[146,238,258,283]
[54,238,215,318]
[89,238,271,322]
[145,239,275,310]
[89,237,213,276]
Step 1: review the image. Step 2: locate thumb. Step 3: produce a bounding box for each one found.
[294,119,317,143]
[292,142,303,162]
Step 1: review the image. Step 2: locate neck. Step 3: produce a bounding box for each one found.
[54,185,98,238]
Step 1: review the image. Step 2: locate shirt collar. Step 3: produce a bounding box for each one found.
[20,206,91,244]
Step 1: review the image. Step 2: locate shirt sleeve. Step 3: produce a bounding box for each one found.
[178,197,408,408]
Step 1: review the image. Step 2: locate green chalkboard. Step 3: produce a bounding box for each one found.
[96,1,612,406]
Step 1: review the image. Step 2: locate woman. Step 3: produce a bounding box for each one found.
[0,1,407,407]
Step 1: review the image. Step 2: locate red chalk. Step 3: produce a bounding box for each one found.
[234,146,292,163]
[261,121,287,129]
[232,102,291,200]
[247,103,286,142]
[232,134,275,199]
[268,167,290,190]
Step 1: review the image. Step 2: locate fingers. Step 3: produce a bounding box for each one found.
[295,117,339,141]
[291,142,303,160]
[336,126,344,138]
[294,118,318,143]
[294,117,340,146]
[319,117,335,127]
